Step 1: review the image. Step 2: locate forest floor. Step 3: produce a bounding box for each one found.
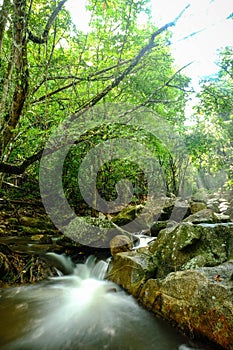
[0,191,110,287]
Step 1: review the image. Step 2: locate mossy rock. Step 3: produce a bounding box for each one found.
[20,216,55,229]
[107,249,157,296]
[149,222,233,278]
[111,205,143,226]
[64,216,114,248]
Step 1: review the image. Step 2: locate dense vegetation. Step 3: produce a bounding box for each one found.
[0,0,232,209]
[186,46,233,191]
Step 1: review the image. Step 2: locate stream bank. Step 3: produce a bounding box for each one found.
[106,193,233,350]
[0,192,233,349]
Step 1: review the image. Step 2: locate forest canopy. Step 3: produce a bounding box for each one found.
[0,0,232,205]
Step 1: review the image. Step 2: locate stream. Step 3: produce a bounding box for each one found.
[0,254,208,350]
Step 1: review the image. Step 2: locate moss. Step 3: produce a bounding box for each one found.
[176,224,201,251]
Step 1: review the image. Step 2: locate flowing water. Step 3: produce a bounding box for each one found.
[0,255,205,350]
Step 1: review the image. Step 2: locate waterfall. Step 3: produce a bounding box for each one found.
[0,254,203,350]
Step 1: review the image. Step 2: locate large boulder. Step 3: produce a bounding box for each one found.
[107,251,233,349]
[183,209,220,224]
[139,262,233,350]
[106,249,156,296]
[64,216,114,247]
[149,222,233,278]
[107,220,233,349]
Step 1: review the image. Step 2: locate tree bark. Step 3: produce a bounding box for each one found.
[0,0,29,155]
[0,0,11,57]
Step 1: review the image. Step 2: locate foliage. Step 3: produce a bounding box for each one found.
[186,46,233,190]
[62,123,170,209]
[0,0,192,207]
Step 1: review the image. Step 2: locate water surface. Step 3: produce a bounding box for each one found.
[0,255,205,350]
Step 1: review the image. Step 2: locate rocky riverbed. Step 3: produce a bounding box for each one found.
[107,192,233,350]
[0,191,233,349]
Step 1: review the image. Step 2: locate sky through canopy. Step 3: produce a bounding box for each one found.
[66,0,233,89]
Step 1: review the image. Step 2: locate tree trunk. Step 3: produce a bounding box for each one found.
[0,0,29,157]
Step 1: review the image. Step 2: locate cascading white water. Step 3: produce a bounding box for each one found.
[0,255,203,350]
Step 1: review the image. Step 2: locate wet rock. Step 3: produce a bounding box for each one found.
[31,234,53,244]
[107,250,156,296]
[139,262,233,350]
[19,226,49,236]
[20,216,54,229]
[110,235,133,256]
[107,249,233,349]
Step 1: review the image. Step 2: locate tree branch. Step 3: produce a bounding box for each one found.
[0,6,190,175]
[28,0,68,44]
[73,5,190,117]
[0,0,10,57]
[216,63,233,80]
[114,63,193,118]
[0,150,43,174]
[32,60,132,104]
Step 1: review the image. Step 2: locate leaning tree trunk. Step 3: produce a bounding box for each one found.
[0,0,29,159]
[0,0,69,175]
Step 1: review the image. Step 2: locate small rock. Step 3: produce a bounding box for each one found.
[20,216,54,229]
[189,201,207,214]
[31,235,53,244]
[110,235,133,256]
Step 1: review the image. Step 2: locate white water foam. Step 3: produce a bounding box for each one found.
[0,255,203,350]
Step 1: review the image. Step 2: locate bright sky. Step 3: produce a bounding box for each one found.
[66,0,233,90]
[151,0,233,88]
